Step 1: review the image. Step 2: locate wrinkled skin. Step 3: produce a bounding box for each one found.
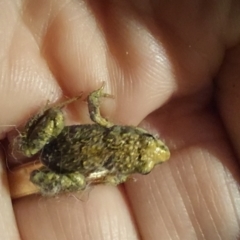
[1,1,240,240]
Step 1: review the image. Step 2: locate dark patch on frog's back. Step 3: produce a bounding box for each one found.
[41,124,106,173]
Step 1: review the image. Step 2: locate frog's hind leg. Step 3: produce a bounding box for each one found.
[87,82,114,128]
[30,167,86,196]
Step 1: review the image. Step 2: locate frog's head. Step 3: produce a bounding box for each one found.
[137,134,170,174]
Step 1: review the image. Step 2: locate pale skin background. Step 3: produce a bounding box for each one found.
[0,0,240,239]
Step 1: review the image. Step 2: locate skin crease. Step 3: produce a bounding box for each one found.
[0,0,240,239]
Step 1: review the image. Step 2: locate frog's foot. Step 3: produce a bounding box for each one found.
[30,167,86,196]
[87,82,114,128]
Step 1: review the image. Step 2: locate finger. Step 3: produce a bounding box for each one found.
[216,44,240,160]
[13,186,139,240]
[0,154,20,239]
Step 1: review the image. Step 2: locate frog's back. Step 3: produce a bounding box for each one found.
[41,124,150,174]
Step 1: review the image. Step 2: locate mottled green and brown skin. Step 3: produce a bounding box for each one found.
[17,84,170,195]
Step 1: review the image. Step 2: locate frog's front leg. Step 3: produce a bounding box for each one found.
[88,83,114,128]
[30,167,86,195]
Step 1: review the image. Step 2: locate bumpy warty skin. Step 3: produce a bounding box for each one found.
[41,124,170,177]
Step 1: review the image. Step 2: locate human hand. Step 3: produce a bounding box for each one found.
[1,1,240,239]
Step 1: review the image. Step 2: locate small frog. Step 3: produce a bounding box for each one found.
[16,84,170,195]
